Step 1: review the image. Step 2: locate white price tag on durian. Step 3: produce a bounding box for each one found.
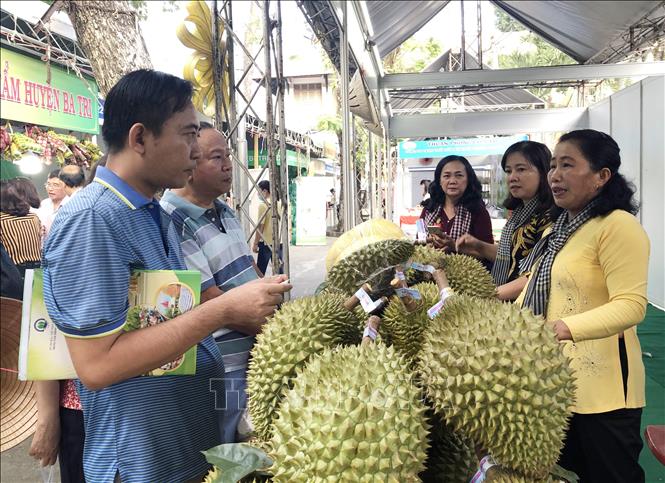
[410,262,436,273]
[354,287,379,313]
[395,287,422,300]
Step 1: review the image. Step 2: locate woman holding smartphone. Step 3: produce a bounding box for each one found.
[420,155,493,255]
[456,141,558,300]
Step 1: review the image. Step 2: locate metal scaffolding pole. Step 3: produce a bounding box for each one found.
[385,133,392,221]
[216,0,290,277]
[275,0,290,292]
[460,0,466,71]
[222,2,248,235]
[211,0,224,127]
[263,0,281,279]
[351,118,361,224]
[367,129,374,218]
[340,1,354,231]
[373,133,381,218]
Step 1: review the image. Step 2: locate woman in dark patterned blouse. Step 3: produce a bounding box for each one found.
[456,141,560,300]
[420,155,494,254]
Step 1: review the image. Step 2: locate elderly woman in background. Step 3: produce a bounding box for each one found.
[420,155,493,254]
[456,141,559,300]
[517,129,649,482]
[0,178,42,277]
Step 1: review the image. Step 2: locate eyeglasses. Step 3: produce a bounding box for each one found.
[45,182,64,189]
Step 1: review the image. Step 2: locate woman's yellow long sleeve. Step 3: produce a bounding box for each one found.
[517,209,650,413]
[562,210,649,342]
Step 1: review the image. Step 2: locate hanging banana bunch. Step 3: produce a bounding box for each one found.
[176,1,231,119]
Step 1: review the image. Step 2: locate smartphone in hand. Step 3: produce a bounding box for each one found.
[427,225,445,238]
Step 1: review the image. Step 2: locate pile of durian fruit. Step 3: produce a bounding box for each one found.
[206,220,576,483]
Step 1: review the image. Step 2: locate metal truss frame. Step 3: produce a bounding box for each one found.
[296,0,391,228]
[213,0,291,285]
[382,62,665,90]
[587,2,665,65]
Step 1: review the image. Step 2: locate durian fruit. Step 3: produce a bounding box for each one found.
[270,344,430,482]
[484,466,557,483]
[441,254,496,298]
[406,246,496,298]
[381,282,440,364]
[202,466,219,483]
[418,296,574,479]
[325,218,405,271]
[326,239,415,295]
[247,293,362,441]
[405,245,445,284]
[420,416,477,483]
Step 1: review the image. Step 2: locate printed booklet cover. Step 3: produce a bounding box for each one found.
[18,269,200,381]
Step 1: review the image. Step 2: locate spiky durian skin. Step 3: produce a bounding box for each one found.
[326,239,415,294]
[418,296,574,479]
[247,293,362,441]
[420,416,477,483]
[270,344,430,482]
[202,466,219,483]
[484,467,558,483]
[202,465,272,483]
[406,248,496,299]
[406,245,445,284]
[381,282,440,364]
[440,254,496,298]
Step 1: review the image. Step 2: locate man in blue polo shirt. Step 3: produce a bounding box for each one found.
[42,70,290,483]
[161,122,264,443]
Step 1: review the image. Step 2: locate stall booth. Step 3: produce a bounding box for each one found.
[0,45,101,192]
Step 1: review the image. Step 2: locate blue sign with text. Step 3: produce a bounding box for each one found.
[398,135,529,159]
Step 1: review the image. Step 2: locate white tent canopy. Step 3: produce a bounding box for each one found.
[363,0,662,64]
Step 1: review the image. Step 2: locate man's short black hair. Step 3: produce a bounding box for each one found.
[48,169,60,179]
[59,165,86,188]
[258,180,270,192]
[102,69,193,153]
[199,121,215,130]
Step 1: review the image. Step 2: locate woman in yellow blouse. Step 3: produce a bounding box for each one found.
[518,129,649,482]
[456,141,559,300]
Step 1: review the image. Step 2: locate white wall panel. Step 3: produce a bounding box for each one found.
[584,76,664,307]
[640,76,665,307]
[588,98,611,134]
[610,83,642,200]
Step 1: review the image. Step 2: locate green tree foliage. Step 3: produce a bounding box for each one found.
[493,7,577,107]
[494,8,524,33]
[129,0,178,20]
[384,37,443,73]
[498,33,575,69]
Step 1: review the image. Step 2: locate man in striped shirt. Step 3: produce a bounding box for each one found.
[161,122,264,443]
[42,70,290,483]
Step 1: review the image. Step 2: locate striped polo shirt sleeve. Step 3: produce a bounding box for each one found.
[43,208,130,338]
[180,231,217,292]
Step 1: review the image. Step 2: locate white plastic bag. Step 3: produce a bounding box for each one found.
[40,464,56,483]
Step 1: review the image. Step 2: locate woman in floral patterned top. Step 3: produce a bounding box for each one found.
[456,141,560,300]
